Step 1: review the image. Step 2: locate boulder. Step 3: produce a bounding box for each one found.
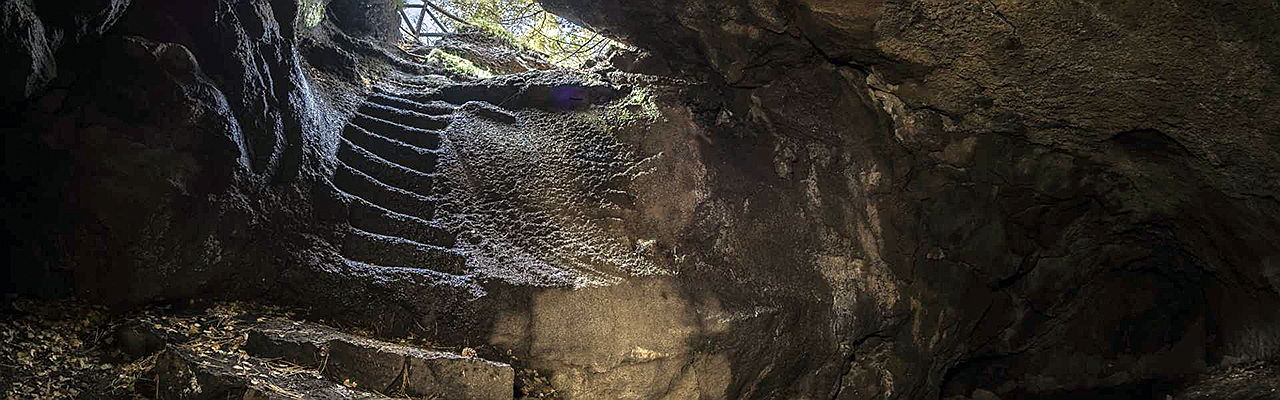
[0,0,56,108]
[154,346,391,400]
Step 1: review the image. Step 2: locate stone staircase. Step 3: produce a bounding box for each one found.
[265,73,622,399]
[332,85,466,275]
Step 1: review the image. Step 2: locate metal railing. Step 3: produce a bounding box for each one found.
[399,1,469,45]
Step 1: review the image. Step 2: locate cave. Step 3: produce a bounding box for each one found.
[2,0,1279,399]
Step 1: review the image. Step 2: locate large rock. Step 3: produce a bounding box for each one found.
[120,0,319,177]
[0,0,56,108]
[245,321,516,400]
[158,319,514,400]
[31,0,131,44]
[154,346,392,400]
[0,0,131,110]
[326,0,402,44]
[28,35,259,306]
[8,0,353,306]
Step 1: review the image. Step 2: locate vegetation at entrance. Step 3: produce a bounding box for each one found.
[403,0,617,67]
[298,0,327,28]
[426,48,495,78]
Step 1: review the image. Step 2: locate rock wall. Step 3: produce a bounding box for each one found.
[0,0,375,306]
[0,0,131,110]
[529,0,1280,398]
[408,71,821,399]
[326,0,402,44]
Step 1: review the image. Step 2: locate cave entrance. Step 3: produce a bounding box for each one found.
[395,0,616,68]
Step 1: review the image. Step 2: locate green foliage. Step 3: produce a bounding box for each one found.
[469,19,520,47]
[426,48,495,78]
[415,0,616,68]
[298,0,326,29]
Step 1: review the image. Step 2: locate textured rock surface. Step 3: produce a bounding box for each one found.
[0,0,131,109]
[434,68,869,400]
[147,316,511,400]
[527,0,1280,398]
[1173,361,1280,400]
[155,346,393,400]
[326,0,402,44]
[3,0,365,307]
[52,35,258,305]
[0,0,56,108]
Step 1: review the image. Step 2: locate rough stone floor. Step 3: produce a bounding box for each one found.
[0,298,538,400]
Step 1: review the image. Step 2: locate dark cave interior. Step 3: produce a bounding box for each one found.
[2,0,1279,399]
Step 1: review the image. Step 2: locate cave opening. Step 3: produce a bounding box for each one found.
[394,0,617,70]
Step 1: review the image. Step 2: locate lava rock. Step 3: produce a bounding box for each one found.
[324,336,514,399]
[322,338,406,392]
[403,350,514,400]
[0,0,56,108]
[242,322,337,368]
[154,346,390,400]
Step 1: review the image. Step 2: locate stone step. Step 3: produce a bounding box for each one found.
[242,322,337,369]
[368,92,456,116]
[341,124,440,175]
[435,84,522,106]
[327,337,512,400]
[242,322,513,400]
[342,228,466,274]
[359,102,452,130]
[337,139,438,197]
[154,346,389,400]
[457,100,519,124]
[339,259,480,289]
[385,80,436,92]
[351,112,445,149]
[374,88,469,108]
[345,192,456,248]
[333,163,438,221]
